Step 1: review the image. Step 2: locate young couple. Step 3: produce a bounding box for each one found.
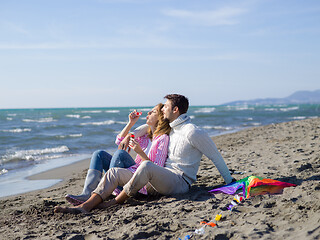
[55,94,234,214]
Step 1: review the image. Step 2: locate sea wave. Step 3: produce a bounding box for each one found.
[2,146,69,162]
[1,128,32,133]
[79,110,102,113]
[80,120,126,126]
[66,114,81,118]
[290,116,306,120]
[58,133,82,138]
[225,105,255,111]
[280,106,299,112]
[0,168,8,176]
[105,110,120,113]
[6,117,13,121]
[265,108,278,111]
[194,107,216,113]
[202,125,233,131]
[22,117,56,123]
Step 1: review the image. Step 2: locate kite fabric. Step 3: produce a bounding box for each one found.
[209,176,296,198]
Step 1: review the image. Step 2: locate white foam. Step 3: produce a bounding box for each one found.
[66,114,81,118]
[7,114,17,117]
[194,107,215,113]
[6,117,13,121]
[58,133,82,139]
[280,106,299,112]
[22,117,56,123]
[251,122,261,126]
[80,120,126,126]
[2,128,32,133]
[2,146,69,162]
[290,116,306,120]
[79,110,102,113]
[82,116,91,119]
[80,120,115,126]
[225,105,254,111]
[105,110,120,113]
[0,168,8,175]
[265,108,278,111]
[202,125,233,131]
[69,133,82,138]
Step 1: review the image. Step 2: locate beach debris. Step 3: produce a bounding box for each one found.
[229,169,246,175]
[179,234,192,240]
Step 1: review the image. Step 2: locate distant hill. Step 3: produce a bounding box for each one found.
[223,90,320,105]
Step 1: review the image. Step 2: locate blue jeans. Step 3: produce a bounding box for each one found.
[89,149,135,173]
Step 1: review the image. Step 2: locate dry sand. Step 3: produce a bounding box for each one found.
[0,118,319,240]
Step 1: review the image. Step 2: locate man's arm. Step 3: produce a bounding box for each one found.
[189,128,233,184]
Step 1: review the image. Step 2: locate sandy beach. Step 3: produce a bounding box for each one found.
[0,117,319,240]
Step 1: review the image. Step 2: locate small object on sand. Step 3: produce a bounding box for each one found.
[194,226,206,235]
[215,214,222,221]
[200,221,216,227]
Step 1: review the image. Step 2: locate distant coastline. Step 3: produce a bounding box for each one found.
[223,89,320,106]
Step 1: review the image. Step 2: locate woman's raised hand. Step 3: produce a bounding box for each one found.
[128,110,142,125]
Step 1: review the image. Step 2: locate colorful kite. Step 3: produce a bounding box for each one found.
[179,176,296,239]
[209,175,296,198]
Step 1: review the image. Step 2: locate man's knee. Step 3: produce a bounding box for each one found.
[139,160,153,168]
[137,160,155,175]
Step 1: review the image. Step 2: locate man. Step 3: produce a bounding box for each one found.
[54,94,233,214]
[161,94,233,186]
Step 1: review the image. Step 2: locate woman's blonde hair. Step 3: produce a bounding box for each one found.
[147,103,171,139]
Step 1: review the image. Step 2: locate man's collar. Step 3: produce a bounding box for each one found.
[169,113,190,128]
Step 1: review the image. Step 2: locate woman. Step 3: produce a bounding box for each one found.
[59,103,171,211]
[65,109,149,205]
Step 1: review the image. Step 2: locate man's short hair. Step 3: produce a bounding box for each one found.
[164,94,189,114]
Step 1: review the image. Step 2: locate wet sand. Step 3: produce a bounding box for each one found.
[0,118,319,239]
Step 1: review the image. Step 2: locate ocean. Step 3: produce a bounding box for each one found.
[0,104,319,197]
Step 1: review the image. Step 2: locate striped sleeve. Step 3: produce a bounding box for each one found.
[148,134,169,167]
[115,135,124,146]
[135,134,150,150]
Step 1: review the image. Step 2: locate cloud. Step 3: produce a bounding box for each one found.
[163,7,247,26]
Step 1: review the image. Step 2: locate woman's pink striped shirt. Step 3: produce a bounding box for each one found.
[115,134,169,195]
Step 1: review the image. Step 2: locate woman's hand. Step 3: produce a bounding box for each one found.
[118,110,141,138]
[128,138,144,155]
[129,138,150,161]
[128,110,141,125]
[118,135,131,153]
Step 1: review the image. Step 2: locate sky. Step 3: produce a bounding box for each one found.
[1,0,320,109]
